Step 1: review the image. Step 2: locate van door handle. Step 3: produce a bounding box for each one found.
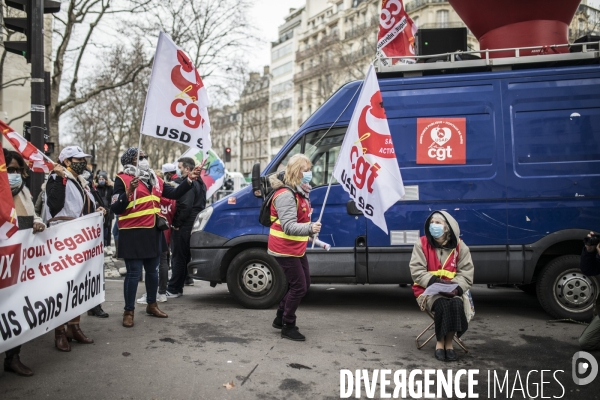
[346,200,363,215]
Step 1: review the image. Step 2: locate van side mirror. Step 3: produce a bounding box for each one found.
[251,163,263,198]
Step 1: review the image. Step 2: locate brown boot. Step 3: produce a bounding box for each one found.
[146,302,168,318]
[4,354,33,377]
[123,310,134,328]
[66,324,94,344]
[55,327,71,352]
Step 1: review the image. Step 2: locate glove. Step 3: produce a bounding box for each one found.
[439,288,458,298]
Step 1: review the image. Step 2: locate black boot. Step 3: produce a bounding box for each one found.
[272,309,284,329]
[87,304,109,318]
[281,322,305,341]
[4,354,33,377]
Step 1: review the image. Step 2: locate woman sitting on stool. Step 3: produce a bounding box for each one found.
[410,211,474,362]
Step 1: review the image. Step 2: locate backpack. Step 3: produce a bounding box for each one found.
[258,186,296,227]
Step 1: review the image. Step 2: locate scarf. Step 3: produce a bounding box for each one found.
[296,182,312,198]
[123,164,157,189]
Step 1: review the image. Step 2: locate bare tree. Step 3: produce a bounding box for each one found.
[50,0,154,149]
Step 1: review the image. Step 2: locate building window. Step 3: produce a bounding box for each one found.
[272,43,293,61]
[337,1,344,12]
[271,80,293,95]
[272,62,293,77]
[437,10,449,28]
[272,98,292,112]
[272,116,292,129]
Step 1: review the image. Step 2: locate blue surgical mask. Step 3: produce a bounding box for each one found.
[429,223,445,238]
[98,180,106,186]
[176,168,182,177]
[301,171,312,184]
[8,173,22,188]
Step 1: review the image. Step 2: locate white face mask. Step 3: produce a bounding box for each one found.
[138,159,150,171]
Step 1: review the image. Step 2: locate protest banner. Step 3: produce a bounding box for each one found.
[332,65,405,233]
[0,213,105,353]
[376,0,418,66]
[140,31,212,151]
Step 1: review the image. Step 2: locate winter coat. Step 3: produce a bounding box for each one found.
[171,175,206,231]
[409,210,474,313]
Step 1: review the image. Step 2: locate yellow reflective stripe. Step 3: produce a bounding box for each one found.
[430,269,456,279]
[268,229,309,242]
[119,208,160,220]
[270,215,278,222]
[126,195,160,209]
[442,249,456,269]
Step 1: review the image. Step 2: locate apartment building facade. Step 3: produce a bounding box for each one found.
[239,67,270,174]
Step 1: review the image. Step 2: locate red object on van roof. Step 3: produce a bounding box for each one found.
[448,0,581,58]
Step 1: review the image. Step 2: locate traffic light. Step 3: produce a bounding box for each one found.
[43,141,54,156]
[3,0,61,63]
[224,147,231,162]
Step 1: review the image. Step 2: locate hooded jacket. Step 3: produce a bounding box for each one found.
[409,210,474,312]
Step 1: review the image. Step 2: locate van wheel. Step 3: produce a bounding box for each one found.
[536,255,598,321]
[226,248,287,309]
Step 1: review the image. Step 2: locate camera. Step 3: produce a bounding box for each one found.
[583,233,600,247]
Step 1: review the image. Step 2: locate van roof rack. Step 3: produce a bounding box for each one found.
[376,41,600,77]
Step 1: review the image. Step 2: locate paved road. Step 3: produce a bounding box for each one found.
[1,281,598,399]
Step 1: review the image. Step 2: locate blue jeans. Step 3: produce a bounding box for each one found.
[124,257,160,311]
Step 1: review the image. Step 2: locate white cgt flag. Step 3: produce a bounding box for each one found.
[332,65,405,233]
[141,31,211,151]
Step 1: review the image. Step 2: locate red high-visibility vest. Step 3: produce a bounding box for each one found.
[117,173,164,230]
[267,188,311,257]
[412,236,460,298]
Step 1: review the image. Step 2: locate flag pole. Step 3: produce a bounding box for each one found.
[311,172,334,249]
[132,133,143,208]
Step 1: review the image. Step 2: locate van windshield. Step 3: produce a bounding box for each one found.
[271,127,347,187]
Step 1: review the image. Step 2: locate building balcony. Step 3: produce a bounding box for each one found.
[405,0,449,13]
[295,32,339,61]
[345,23,368,40]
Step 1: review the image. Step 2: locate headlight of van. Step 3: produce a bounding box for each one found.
[192,206,213,234]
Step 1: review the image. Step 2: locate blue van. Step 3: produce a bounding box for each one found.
[189,51,600,321]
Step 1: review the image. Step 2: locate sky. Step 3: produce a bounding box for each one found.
[247,0,306,70]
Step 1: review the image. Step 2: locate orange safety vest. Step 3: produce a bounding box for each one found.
[267,188,311,257]
[117,173,164,230]
[412,236,460,298]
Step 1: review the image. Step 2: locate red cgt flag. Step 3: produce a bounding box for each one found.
[0,149,19,239]
[0,120,54,173]
[376,0,418,66]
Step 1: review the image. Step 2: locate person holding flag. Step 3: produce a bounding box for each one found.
[268,154,322,341]
[111,148,201,328]
[2,148,46,376]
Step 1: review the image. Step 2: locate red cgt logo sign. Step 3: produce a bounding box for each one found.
[416,118,466,164]
[0,244,21,290]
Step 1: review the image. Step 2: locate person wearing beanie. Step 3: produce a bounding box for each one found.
[111,147,201,328]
